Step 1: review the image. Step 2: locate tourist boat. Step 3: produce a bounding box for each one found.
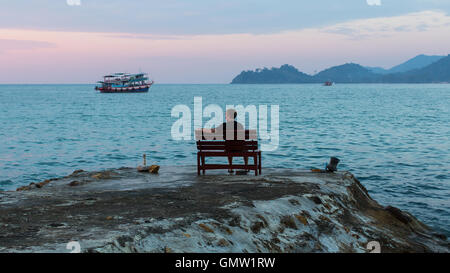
[323,81,333,86]
[95,73,154,93]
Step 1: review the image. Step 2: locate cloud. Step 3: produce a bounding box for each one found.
[321,10,450,39]
[367,0,382,6]
[66,0,81,6]
[104,34,191,41]
[3,0,450,36]
[0,39,55,54]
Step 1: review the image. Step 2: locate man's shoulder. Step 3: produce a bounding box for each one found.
[216,121,244,131]
[235,121,244,130]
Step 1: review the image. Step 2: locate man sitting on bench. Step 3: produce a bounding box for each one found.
[203,109,244,173]
[215,109,244,137]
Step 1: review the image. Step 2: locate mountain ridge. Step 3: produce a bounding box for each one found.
[366,54,445,74]
[231,54,450,84]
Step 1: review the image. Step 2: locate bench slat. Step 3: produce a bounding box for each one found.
[197,146,258,151]
[202,164,258,170]
[195,130,257,140]
[197,140,258,145]
[198,151,260,156]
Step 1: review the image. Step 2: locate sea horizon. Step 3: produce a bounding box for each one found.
[1,82,450,85]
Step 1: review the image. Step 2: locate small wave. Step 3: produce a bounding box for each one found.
[358,175,390,181]
[109,155,133,160]
[396,162,417,167]
[407,201,430,208]
[0,179,13,186]
[421,183,446,191]
[315,147,342,151]
[435,174,448,180]
[151,155,167,160]
[36,161,62,166]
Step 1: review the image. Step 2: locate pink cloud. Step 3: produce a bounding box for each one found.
[0,39,55,54]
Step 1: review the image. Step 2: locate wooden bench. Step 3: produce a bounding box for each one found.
[195,129,262,176]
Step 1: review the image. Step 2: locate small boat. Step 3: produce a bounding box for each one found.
[323,81,333,86]
[95,73,154,93]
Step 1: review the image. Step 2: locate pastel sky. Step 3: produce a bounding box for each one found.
[1,0,450,83]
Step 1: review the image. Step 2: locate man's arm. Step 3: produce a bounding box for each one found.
[196,123,224,135]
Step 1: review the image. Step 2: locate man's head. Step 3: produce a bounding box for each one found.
[225,109,237,122]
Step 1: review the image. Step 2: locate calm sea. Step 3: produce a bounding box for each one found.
[0,84,449,235]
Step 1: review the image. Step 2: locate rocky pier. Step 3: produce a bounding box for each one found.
[0,166,448,253]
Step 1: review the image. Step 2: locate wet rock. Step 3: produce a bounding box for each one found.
[295,214,308,226]
[271,237,281,244]
[433,233,447,241]
[137,165,160,174]
[319,215,331,222]
[385,206,412,224]
[68,181,80,187]
[310,196,322,205]
[315,217,334,234]
[228,215,241,227]
[251,221,266,233]
[225,227,233,235]
[217,239,229,247]
[48,223,64,228]
[16,178,56,191]
[261,239,282,252]
[164,246,172,253]
[149,165,160,174]
[256,214,269,226]
[91,171,116,180]
[280,216,298,230]
[16,185,31,191]
[35,180,51,188]
[137,166,151,172]
[198,223,214,233]
[91,173,102,179]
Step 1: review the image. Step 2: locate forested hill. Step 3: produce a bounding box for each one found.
[231,54,450,84]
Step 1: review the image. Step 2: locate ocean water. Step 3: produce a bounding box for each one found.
[0,84,449,236]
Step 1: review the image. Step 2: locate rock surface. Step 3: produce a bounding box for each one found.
[0,166,448,253]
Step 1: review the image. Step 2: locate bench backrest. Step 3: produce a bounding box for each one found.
[197,140,258,152]
[196,130,258,152]
[195,129,257,141]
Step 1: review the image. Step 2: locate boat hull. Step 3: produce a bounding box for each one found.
[96,84,152,93]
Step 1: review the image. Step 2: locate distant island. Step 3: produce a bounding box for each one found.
[231,54,450,84]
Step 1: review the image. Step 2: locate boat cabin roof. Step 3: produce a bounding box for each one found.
[104,73,146,77]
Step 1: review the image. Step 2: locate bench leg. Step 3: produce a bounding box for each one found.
[201,155,206,175]
[254,155,258,176]
[258,152,262,175]
[197,153,200,175]
[227,156,233,173]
